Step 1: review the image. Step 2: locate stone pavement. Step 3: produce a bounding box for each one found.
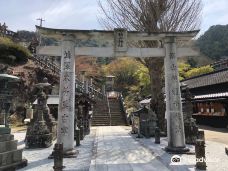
[131,127,228,171]
[13,126,228,171]
[89,126,169,171]
[15,128,96,171]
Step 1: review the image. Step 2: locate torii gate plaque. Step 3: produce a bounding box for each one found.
[36,26,199,154]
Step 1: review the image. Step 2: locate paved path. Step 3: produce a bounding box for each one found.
[16,128,96,171]
[89,126,169,171]
[199,125,228,145]
[14,126,228,171]
[15,126,169,171]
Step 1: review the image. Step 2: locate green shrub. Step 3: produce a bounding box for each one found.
[0,37,30,65]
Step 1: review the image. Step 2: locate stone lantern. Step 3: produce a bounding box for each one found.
[0,74,27,170]
[25,78,53,148]
[105,75,115,92]
[0,74,20,134]
[181,83,198,144]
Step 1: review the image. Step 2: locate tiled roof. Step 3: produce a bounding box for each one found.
[194,92,228,99]
[181,68,228,89]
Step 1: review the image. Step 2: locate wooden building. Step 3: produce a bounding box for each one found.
[181,68,228,127]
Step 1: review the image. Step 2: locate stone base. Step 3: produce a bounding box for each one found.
[0,133,27,171]
[63,149,79,158]
[136,134,143,138]
[0,134,14,142]
[25,133,52,148]
[49,149,79,159]
[165,146,190,154]
[75,128,80,146]
[79,126,84,140]
[0,127,11,134]
[0,158,27,171]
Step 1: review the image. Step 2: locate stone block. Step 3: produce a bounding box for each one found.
[0,134,14,142]
[0,149,23,167]
[0,127,11,134]
[0,140,17,153]
[12,149,23,163]
[0,150,13,166]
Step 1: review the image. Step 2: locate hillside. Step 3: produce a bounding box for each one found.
[0,37,30,65]
[197,25,228,60]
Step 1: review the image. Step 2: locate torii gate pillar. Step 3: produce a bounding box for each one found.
[164,37,189,153]
[57,34,77,156]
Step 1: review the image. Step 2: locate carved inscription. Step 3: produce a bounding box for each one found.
[114,29,127,52]
[118,32,124,47]
[64,50,71,59]
[172,112,183,134]
[59,48,74,135]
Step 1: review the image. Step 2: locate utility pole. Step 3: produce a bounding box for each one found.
[36,18,45,46]
[37,18,45,27]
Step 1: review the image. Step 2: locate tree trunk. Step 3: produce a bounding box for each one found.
[146,58,166,133]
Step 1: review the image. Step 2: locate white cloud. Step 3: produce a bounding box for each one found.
[200,0,228,34]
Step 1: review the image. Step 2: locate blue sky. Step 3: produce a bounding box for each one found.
[0,0,227,36]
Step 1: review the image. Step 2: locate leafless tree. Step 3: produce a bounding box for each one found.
[99,0,202,132]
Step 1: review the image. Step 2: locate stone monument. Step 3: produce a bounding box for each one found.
[132,106,157,138]
[25,78,53,148]
[181,83,198,144]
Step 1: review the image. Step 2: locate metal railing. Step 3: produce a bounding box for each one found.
[106,94,111,126]
[30,54,105,99]
[119,93,128,125]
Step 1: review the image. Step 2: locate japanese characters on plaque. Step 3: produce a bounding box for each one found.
[114,28,127,52]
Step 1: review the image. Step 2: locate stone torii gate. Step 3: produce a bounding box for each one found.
[36,26,199,155]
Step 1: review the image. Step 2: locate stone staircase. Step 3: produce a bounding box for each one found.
[92,97,127,126]
[109,98,127,126]
[92,99,110,126]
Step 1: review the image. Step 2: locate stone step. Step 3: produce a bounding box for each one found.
[92,123,110,126]
[92,121,110,123]
[92,119,109,121]
[110,110,121,113]
[110,112,122,114]
[93,114,109,116]
[110,114,124,116]
[92,118,110,120]
[110,118,125,121]
[92,120,110,123]
[92,115,110,117]
[0,149,23,167]
[0,140,18,153]
[110,116,123,118]
[0,134,14,142]
[92,123,109,125]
